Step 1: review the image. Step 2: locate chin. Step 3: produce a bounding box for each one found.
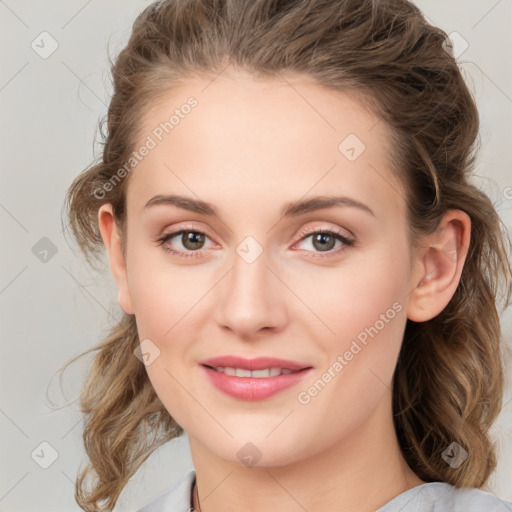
[198,430,310,469]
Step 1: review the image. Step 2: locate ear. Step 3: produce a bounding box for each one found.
[406,209,471,322]
[97,203,134,315]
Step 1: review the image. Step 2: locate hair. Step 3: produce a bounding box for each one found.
[61,0,512,510]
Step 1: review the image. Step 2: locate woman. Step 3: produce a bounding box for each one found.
[62,0,512,510]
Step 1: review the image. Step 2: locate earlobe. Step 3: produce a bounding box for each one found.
[406,210,471,322]
[97,203,134,315]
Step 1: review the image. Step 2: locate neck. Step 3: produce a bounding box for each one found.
[189,392,425,512]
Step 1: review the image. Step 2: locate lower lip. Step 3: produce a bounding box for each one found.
[201,365,312,401]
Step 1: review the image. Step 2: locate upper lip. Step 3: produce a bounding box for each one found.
[200,356,312,371]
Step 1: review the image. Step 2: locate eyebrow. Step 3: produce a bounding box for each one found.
[143,194,375,218]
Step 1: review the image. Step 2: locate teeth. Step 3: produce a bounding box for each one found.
[213,366,295,377]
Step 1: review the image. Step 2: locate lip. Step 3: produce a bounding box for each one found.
[199,355,313,401]
[200,355,311,371]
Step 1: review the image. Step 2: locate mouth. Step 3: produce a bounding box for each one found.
[199,355,311,372]
[202,365,304,378]
[199,356,313,401]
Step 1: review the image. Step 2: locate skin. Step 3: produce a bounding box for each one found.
[98,69,471,512]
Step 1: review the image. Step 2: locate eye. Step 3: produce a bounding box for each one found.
[156,225,354,259]
[293,227,354,257]
[156,227,214,259]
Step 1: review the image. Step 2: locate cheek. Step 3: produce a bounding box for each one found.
[342,251,409,363]
[296,240,410,400]
[293,244,409,341]
[126,242,211,335]
[127,259,207,428]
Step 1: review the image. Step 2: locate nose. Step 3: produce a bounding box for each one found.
[213,241,288,340]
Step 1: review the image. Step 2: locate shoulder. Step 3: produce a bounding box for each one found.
[378,481,512,512]
[134,473,512,512]
[135,469,196,512]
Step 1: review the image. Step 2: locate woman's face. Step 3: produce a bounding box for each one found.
[106,71,422,467]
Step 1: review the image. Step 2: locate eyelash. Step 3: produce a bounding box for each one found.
[155,225,354,259]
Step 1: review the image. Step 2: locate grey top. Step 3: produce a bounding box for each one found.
[136,469,512,512]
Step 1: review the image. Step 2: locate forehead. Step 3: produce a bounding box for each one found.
[126,72,405,220]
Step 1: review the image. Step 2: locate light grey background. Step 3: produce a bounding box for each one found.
[0,1,511,510]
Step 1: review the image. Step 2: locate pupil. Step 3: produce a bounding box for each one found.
[183,231,204,250]
[314,233,335,251]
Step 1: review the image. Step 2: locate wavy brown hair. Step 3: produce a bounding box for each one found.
[60,0,512,510]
